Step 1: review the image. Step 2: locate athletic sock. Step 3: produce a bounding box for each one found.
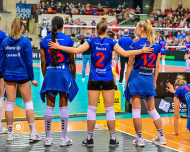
[136,131,143,140]
[29,123,36,134]
[88,132,93,140]
[157,128,164,140]
[110,132,116,140]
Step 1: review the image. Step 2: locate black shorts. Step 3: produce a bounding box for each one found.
[88,79,115,90]
[4,79,30,84]
[0,72,2,79]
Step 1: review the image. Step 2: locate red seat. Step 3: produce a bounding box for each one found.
[52,10,56,14]
[107,8,112,12]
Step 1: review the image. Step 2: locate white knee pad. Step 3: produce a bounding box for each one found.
[105,106,115,121]
[5,101,15,111]
[132,109,141,119]
[0,97,4,108]
[148,108,160,121]
[25,101,33,110]
[87,106,97,120]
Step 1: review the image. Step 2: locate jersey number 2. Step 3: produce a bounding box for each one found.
[95,52,105,67]
[141,54,156,67]
[48,49,64,62]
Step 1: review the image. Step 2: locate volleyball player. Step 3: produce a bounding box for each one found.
[0,18,40,141]
[166,75,190,135]
[124,20,166,146]
[185,36,190,72]
[49,17,153,147]
[159,35,167,72]
[40,16,79,146]
[0,17,8,134]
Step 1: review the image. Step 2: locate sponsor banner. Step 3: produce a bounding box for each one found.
[165,50,186,61]
[16,3,31,18]
[141,97,187,114]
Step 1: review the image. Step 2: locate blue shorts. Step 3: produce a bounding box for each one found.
[161,50,166,55]
[124,69,156,101]
[40,64,79,103]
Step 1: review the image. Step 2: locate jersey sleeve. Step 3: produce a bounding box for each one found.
[24,39,34,81]
[86,37,92,47]
[111,39,117,49]
[129,42,136,50]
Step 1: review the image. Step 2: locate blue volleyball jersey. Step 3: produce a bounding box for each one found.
[0,36,34,81]
[0,31,7,72]
[159,40,166,53]
[130,38,161,71]
[40,32,74,66]
[86,37,117,81]
[185,41,190,53]
[174,84,190,103]
[118,36,133,51]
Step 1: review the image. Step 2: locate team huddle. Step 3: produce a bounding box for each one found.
[0,16,189,148]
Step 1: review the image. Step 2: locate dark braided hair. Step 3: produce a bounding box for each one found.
[51,16,64,66]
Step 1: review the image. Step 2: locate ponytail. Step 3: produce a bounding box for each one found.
[10,18,24,39]
[174,75,187,87]
[137,20,155,46]
[51,16,64,66]
[96,17,108,35]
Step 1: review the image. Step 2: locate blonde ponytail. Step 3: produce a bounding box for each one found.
[174,75,187,87]
[137,20,155,46]
[10,18,23,39]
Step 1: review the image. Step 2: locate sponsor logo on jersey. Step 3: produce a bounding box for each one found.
[96,68,106,73]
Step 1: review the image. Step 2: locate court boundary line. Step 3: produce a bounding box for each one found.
[116,129,179,152]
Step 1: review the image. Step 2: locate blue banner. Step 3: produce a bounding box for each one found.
[16,3,31,18]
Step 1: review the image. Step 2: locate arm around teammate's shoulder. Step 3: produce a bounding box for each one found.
[113,43,154,57]
[49,40,90,54]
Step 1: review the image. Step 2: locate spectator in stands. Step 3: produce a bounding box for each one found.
[51,2,55,10]
[71,7,78,15]
[65,6,70,14]
[80,5,86,15]
[97,3,103,12]
[41,2,45,9]
[178,1,183,9]
[78,3,81,9]
[63,3,69,13]
[77,19,82,34]
[177,32,182,40]
[45,1,50,10]
[69,3,74,9]
[57,2,62,13]
[118,29,124,38]
[85,4,90,12]
[117,4,122,12]
[50,0,55,5]
[136,5,141,14]
[91,20,96,33]
[92,8,97,15]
